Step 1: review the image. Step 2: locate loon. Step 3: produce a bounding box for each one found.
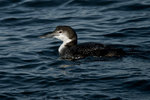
[40,26,125,60]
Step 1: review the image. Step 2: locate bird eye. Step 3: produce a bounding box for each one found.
[59,31,62,33]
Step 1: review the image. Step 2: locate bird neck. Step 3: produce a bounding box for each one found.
[58,39,77,54]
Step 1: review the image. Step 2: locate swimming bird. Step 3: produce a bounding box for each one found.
[40,26,125,60]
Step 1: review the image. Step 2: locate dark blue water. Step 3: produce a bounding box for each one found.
[0,0,150,100]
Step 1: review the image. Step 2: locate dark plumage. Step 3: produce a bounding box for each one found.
[61,42,125,59]
[40,26,125,60]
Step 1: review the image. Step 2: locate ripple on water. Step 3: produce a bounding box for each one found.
[20,0,66,8]
[103,2,150,11]
[69,0,119,6]
[0,0,20,8]
[0,0,150,100]
[122,79,150,92]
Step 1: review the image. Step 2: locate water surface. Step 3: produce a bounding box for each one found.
[0,0,150,100]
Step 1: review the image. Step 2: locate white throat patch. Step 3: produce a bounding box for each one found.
[54,33,72,53]
[58,39,72,53]
[54,33,68,41]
